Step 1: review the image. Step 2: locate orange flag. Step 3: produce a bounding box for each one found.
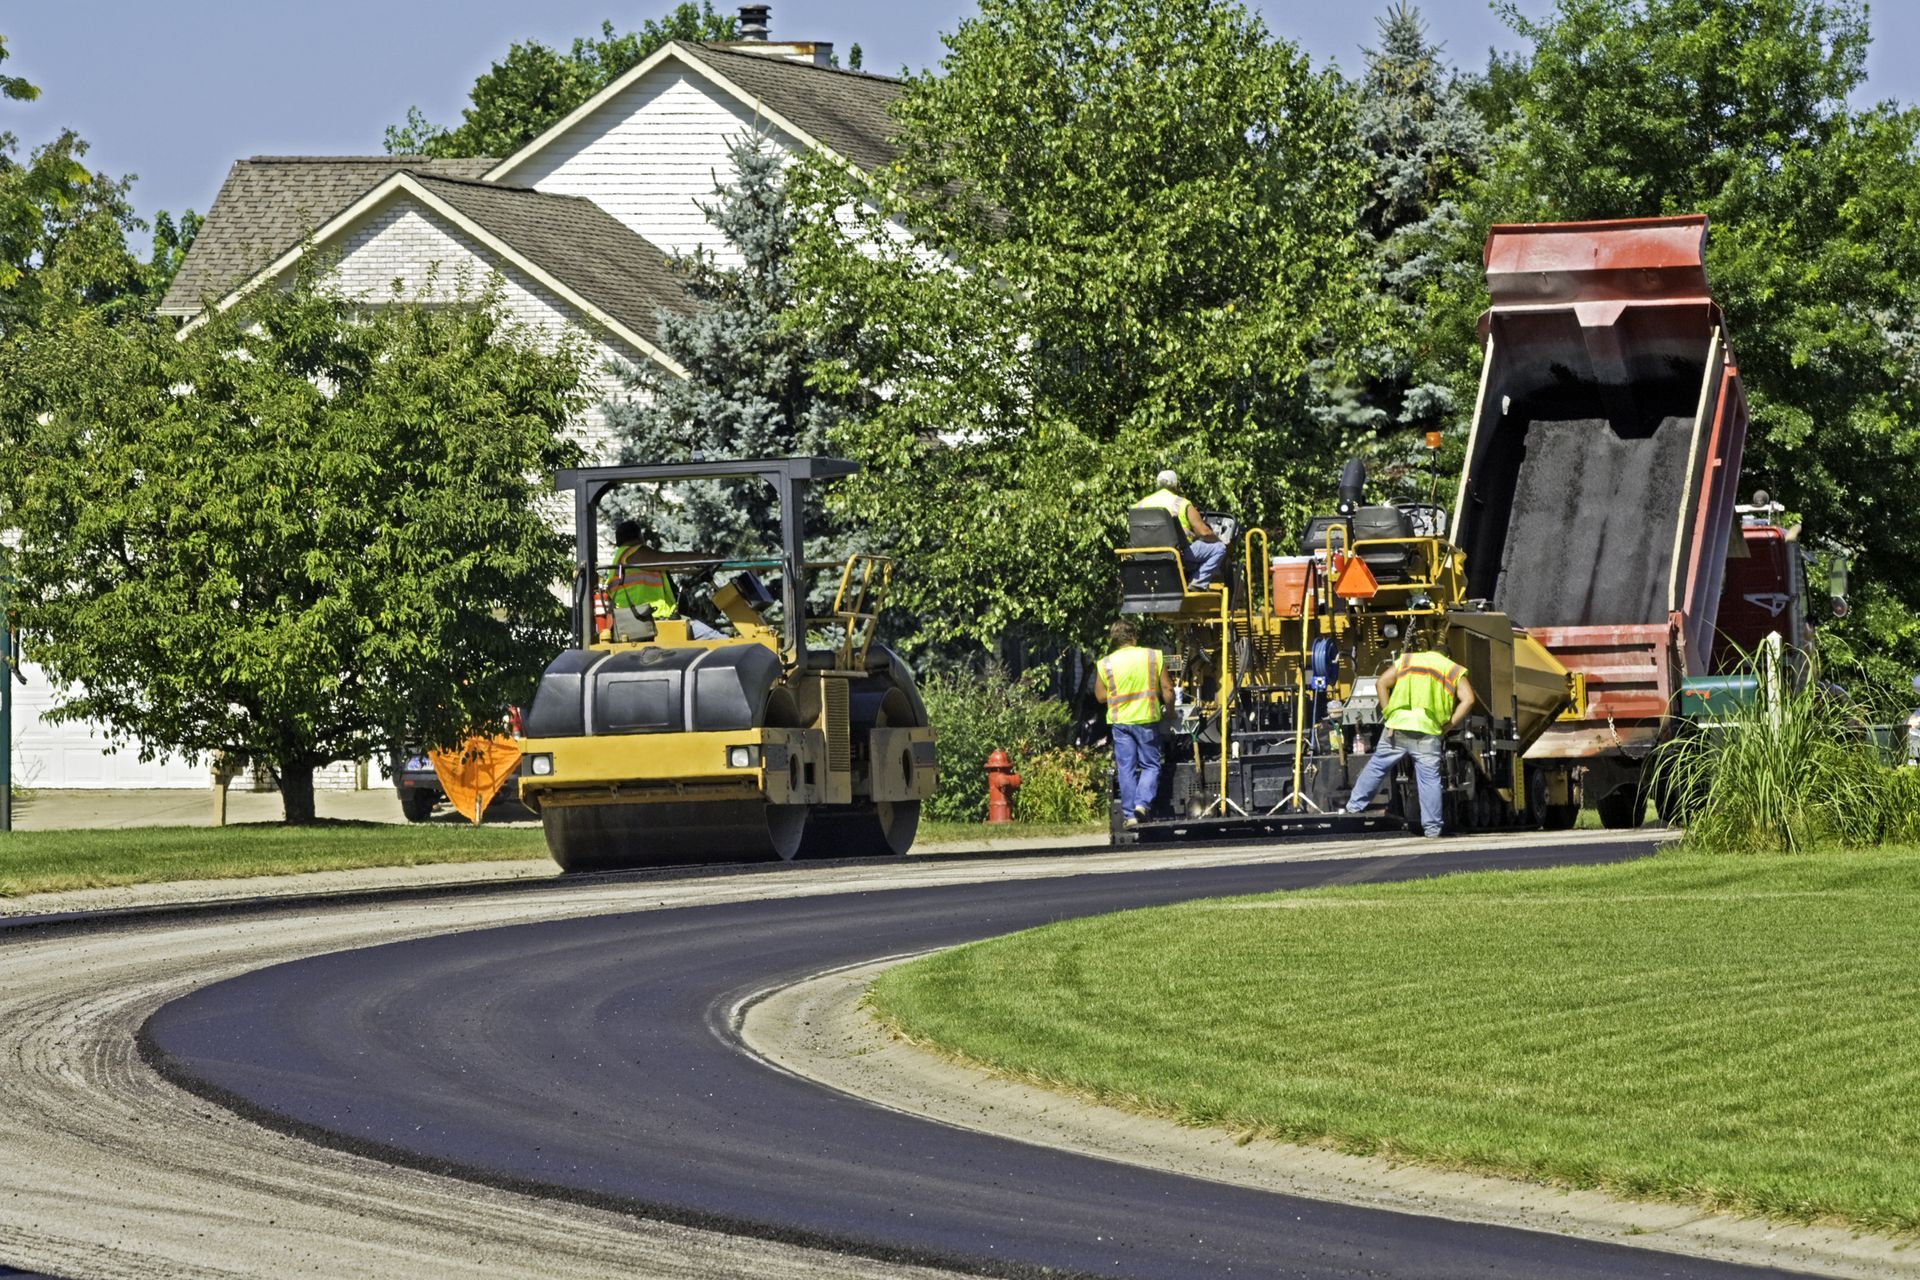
[430,735,524,825]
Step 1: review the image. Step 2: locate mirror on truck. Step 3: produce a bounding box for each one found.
[1827,551,1851,618]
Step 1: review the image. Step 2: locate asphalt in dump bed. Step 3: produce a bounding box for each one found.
[143,842,1811,1280]
[1494,415,1695,627]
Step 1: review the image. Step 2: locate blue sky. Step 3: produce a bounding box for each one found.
[3,1,1916,229]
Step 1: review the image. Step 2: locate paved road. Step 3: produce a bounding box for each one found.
[140,838,1815,1280]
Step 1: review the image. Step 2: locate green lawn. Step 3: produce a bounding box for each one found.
[868,849,1920,1232]
[0,814,1102,898]
[0,823,548,897]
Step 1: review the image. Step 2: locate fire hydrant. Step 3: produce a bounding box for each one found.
[984,749,1022,824]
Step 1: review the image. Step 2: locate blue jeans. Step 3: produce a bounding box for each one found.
[1345,728,1445,836]
[1111,723,1162,816]
[1184,539,1229,588]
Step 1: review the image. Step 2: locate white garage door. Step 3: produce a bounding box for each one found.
[8,662,207,789]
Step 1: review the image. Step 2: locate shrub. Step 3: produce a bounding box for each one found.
[1014,746,1110,825]
[920,664,1073,822]
[1654,654,1887,853]
[1879,767,1920,845]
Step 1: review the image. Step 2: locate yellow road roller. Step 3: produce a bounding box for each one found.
[517,457,938,870]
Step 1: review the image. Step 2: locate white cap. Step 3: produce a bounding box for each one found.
[1156,469,1180,490]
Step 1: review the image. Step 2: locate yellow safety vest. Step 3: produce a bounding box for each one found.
[607,544,678,618]
[1103,645,1165,726]
[1383,650,1464,736]
[1133,488,1200,541]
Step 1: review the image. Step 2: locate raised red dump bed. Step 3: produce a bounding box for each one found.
[1449,216,1749,790]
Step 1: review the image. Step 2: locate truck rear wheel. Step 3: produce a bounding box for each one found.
[1596,788,1647,830]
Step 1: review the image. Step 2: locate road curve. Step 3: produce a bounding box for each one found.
[128,837,1819,1280]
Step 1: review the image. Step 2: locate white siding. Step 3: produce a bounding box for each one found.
[9,663,207,789]
[317,196,644,462]
[505,64,804,266]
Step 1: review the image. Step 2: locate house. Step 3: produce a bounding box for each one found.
[16,9,905,792]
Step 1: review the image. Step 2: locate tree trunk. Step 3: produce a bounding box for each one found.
[279,761,318,825]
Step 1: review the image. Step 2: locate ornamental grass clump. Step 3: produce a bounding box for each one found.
[1654,654,1888,853]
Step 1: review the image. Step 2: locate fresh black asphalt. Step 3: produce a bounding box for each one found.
[142,839,1817,1279]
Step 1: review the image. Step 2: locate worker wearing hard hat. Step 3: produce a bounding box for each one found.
[607,520,723,640]
[1133,469,1229,588]
[1342,647,1477,837]
[1095,619,1176,828]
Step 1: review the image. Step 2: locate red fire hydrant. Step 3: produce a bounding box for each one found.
[984,749,1022,824]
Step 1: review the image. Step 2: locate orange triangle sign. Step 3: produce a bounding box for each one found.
[1333,554,1378,600]
[431,735,524,825]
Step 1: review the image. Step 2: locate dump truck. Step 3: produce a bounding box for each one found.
[1451,215,1839,827]
[1111,460,1582,845]
[516,457,938,870]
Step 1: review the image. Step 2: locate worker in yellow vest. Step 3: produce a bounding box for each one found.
[1342,647,1477,837]
[1133,469,1228,588]
[606,520,723,640]
[1095,619,1176,827]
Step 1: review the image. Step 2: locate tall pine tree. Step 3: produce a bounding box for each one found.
[1314,3,1488,483]
[603,134,860,563]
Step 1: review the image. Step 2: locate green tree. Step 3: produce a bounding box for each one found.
[1314,3,1489,479]
[1465,0,1920,691]
[0,34,39,103]
[0,34,196,331]
[791,0,1370,652]
[386,4,736,158]
[606,134,860,562]
[0,267,587,822]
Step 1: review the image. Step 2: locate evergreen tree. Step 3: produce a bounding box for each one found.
[1314,3,1488,482]
[604,134,860,563]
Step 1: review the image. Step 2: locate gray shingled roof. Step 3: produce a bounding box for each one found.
[159,156,494,315]
[676,42,904,173]
[404,173,688,347]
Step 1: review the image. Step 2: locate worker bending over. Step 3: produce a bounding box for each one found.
[1133,469,1228,589]
[1343,647,1477,837]
[1096,619,1176,828]
[607,520,723,641]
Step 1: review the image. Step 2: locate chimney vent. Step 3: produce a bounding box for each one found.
[738,4,770,40]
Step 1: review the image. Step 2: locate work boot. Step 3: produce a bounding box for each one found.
[1133,804,1151,822]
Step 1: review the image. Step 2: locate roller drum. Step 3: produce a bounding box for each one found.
[544,799,808,871]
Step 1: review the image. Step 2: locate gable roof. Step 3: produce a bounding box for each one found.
[175,169,690,374]
[404,173,690,347]
[675,44,905,174]
[159,156,495,316]
[487,40,905,182]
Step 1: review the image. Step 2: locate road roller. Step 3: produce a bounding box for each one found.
[1112,458,1583,845]
[517,457,938,870]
